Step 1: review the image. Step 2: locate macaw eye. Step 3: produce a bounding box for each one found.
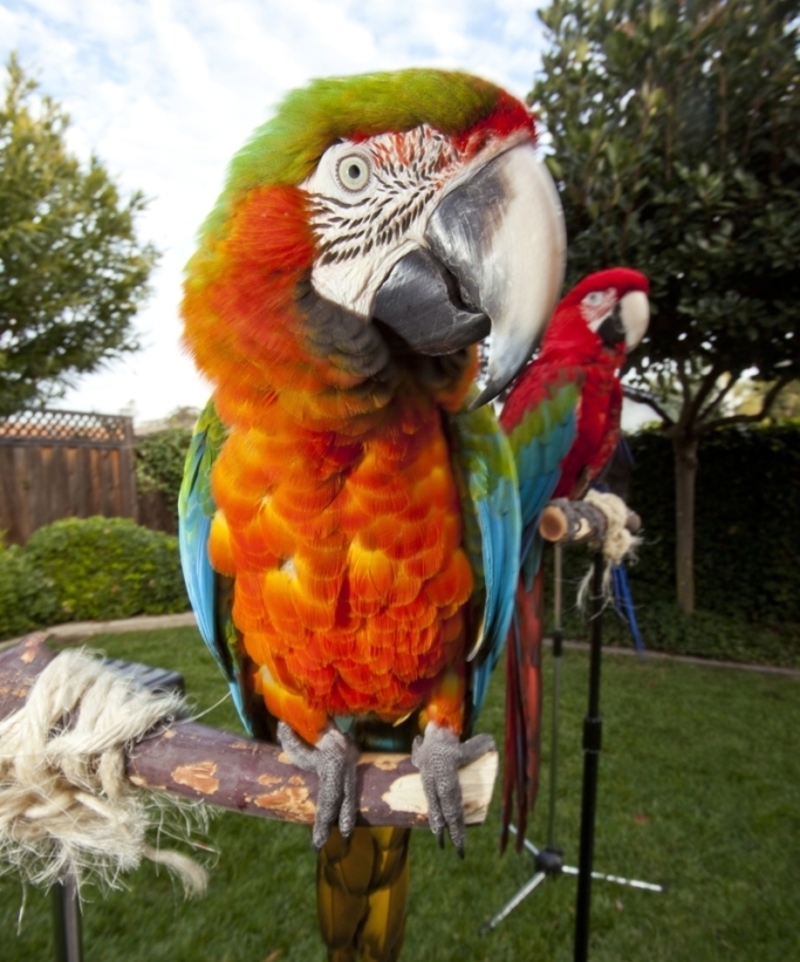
[583,291,607,306]
[336,154,371,192]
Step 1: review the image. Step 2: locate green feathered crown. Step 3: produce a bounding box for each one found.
[200,69,507,239]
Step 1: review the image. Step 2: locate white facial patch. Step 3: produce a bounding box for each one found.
[580,288,618,331]
[301,126,461,317]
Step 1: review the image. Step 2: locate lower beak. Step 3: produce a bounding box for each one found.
[373,142,565,407]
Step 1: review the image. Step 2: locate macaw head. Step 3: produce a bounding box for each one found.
[543,267,650,360]
[184,69,565,413]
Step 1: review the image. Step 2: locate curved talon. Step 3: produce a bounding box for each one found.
[277,721,360,850]
[411,722,496,855]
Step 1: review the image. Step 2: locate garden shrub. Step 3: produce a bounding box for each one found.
[0,541,59,640]
[537,422,800,664]
[625,422,800,623]
[547,589,800,668]
[23,516,189,624]
[135,427,193,521]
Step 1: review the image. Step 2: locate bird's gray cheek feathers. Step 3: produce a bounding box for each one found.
[373,142,566,407]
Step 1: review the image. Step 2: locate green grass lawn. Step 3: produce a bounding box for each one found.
[2,626,799,961]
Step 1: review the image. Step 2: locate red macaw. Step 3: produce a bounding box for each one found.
[499,268,650,849]
[178,69,565,961]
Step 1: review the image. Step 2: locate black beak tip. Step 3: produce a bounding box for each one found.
[469,374,511,410]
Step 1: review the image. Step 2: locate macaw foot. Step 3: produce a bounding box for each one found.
[277,721,360,851]
[411,722,495,857]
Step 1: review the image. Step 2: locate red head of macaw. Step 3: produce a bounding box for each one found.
[498,267,650,850]
[503,266,650,503]
[178,69,565,961]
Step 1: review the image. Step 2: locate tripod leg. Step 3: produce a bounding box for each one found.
[480,870,549,934]
[52,875,83,962]
[546,542,564,851]
[574,551,604,962]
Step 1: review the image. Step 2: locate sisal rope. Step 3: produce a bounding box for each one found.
[0,649,208,898]
[577,490,642,610]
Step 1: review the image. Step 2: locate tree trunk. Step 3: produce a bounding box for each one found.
[672,434,698,615]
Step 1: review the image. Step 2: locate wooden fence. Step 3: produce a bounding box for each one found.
[0,409,138,545]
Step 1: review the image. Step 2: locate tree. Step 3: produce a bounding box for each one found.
[732,378,800,419]
[530,0,800,613]
[0,55,158,416]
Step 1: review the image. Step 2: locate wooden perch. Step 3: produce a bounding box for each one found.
[0,635,497,830]
[539,497,641,545]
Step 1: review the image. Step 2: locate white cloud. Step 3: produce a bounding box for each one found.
[1,0,550,423]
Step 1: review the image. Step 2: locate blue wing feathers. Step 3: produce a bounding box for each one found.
[178,403,251,730]
[448,404,521,722]
[508,384,579,585]
[179,431,217,652]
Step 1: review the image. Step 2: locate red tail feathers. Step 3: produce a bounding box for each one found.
[500,569,544,853]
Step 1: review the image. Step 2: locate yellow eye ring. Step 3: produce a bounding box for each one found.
[336,154,371,192]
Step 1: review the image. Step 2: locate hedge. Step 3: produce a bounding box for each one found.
[544,422,800,666]
[0,543,60,640]
[135,427,194,523]
[625,422,800,623]
[0,517,189,640]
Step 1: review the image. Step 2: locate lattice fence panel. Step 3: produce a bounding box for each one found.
[0,409,132,447]
[0,410,137,543]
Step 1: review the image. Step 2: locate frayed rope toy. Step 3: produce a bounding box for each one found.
[576,490,642,611]
[0,649,208,898]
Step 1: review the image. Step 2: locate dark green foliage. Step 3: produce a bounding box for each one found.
[135,428,193,521]
[531,0,800,388]
[555,597,800,668]
[0,55,158,415]
[22,517,188,625]
[627,423,800,621]
[548,423,800,664]
[0,541,59,639]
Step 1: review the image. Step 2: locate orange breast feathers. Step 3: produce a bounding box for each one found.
[206,393,474,744]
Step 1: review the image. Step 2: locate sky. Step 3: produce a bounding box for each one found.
[1,0,554,426]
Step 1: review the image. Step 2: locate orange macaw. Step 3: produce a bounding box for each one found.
[178,69,565,960]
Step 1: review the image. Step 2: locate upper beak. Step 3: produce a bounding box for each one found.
[619,289,650,351]
[597,290,649,351]
[373,142,565,407]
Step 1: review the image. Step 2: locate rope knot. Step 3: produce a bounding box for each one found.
[0,649,208,898]
[577,491,642,611]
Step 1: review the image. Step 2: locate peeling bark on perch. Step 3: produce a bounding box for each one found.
[539,497,641,545]
[0,637,497,830]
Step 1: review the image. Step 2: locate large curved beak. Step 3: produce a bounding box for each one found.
[373,142,565,407]
[619,290,650,351]
[596,291,650,352]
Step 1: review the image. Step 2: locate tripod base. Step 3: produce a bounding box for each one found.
[481,825,663,933]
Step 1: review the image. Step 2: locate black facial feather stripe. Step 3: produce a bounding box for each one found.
[312,182,433,266]
[308,125,455,268]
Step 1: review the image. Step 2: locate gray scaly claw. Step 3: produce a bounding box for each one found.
[411,722,496,855]
[277,721,359,850]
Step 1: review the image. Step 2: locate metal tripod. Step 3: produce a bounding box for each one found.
[482,547,663,953]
